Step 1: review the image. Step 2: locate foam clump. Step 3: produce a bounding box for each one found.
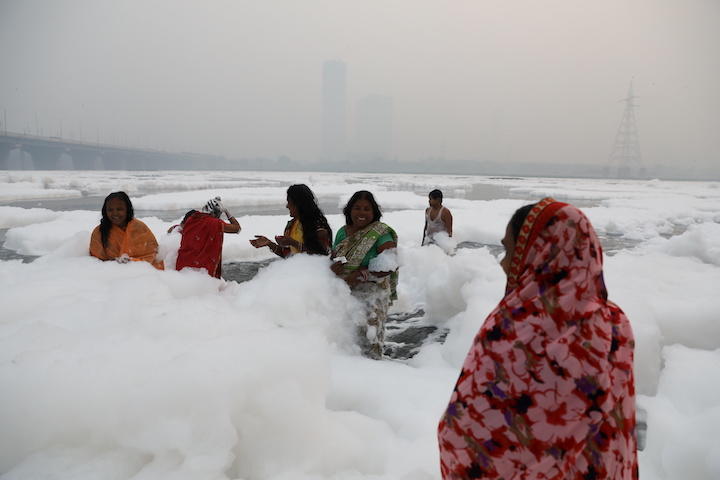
[368,248,399,272]
[1,173,719,479]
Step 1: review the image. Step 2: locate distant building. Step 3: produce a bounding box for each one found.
[321,60,347,162]
[355,95,393,160]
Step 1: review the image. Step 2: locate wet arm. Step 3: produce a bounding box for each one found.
[223,215,241,233]
[443,209,453,237]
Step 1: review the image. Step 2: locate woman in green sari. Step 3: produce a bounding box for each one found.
[331,191,398,359]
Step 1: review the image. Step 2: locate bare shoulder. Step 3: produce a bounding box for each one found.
[442,207,453,218]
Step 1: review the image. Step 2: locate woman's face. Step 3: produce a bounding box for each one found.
[500,222,515,277]
[350,199,374,229]
[106,198,128,227]
[286,198,299,218]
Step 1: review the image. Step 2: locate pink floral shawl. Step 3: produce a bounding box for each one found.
[438,199,637,479]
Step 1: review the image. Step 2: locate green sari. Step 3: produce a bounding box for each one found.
[333,221,398,359]
[333,221,398,300]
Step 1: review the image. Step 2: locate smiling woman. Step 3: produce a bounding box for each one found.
[89,191,164,269]
[331,190,398,359]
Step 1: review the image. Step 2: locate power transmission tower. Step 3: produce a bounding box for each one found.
[608,80,645,178]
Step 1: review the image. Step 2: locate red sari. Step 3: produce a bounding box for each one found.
[175,212,226,278]
[438,199,637,479]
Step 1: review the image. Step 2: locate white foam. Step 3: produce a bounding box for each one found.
[1,172,719,479]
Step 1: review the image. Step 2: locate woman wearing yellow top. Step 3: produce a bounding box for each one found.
[250,184,332,257]
[89,191,164,269]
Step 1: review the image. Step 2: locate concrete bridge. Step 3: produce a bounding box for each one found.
[0,132,229,170]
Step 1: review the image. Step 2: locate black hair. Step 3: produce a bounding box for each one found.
[343,190,382,227]
[287,184,332,255]
[181,209,197,224]
[100,191,134,248]
[509,203,536,241]
[429,189,443,200]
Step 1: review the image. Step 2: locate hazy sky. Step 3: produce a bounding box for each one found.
[1,0,718,172]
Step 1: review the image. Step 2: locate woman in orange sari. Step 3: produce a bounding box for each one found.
[438,198,637,479]
[89,191,164,269]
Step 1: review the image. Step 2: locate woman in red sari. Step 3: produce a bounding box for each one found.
[438,198,637,479]
[172,197,241,278]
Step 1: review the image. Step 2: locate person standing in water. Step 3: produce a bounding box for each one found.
[422,189,452,246]
[331,190,398,359]
[438,198,637,479]
[89,191,164,269]
[250,184,332,257]
[172,196,241,278]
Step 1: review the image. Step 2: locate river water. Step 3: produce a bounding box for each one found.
[0,177,640,269]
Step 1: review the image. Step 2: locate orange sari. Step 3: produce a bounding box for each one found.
[89,218,164,270]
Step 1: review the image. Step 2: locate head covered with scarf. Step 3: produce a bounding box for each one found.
[438,198,637,480]
[201,196,224,218]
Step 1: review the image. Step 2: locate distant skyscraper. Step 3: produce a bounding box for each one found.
[321,60,347,161]
[355,95,393,159]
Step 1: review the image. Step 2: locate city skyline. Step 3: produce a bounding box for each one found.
[0,1,717,176]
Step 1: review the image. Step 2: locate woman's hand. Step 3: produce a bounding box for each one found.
[345,269,366,287]
[330,261,345,275]
[275,235,298,249]
[249,235,271,248]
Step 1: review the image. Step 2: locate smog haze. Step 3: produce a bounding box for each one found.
[1,0,718,177]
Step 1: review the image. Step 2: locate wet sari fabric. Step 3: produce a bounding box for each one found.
[175,212,225,278]
[333,221,398,358]
[438,199,637,479]
[89,219,164,270]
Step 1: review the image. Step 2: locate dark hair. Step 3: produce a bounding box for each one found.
[181,209,198,224]
[287,184,332,255]
[100,191,134,248]
[429,189,443,200]
[509,203,536,241]
[343,190,382,227]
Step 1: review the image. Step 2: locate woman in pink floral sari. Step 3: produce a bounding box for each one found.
[438,198,637,479]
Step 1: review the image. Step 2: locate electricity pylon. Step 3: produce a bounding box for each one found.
[608,80,645,179]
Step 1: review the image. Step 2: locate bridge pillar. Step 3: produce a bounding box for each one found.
[125,152,148,170]
[103,150,127,170]
[6,147,35,170]
[57,150,75,169]
[0,144,10,170]
[92,153,105,170]
[24,145,59,170]
[72,149,99,170]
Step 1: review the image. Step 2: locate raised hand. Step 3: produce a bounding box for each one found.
[249,235,271,248]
